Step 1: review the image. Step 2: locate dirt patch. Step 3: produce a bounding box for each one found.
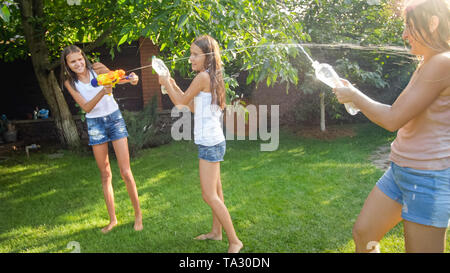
[291,125,356,140]
[368,144,391,171]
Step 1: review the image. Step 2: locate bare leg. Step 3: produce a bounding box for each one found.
[195,173,224,241]
[92,143,117,233]
[352,186,403,252]
[112,137,143,231]
[404,220,447,253]
[198,159,243,253]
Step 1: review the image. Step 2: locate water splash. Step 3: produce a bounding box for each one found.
[127,43,316,73]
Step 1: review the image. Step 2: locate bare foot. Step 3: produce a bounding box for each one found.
[101,221,118,234]
[194,232,222,241]
[134,215,143,231]
[228,241,243,253]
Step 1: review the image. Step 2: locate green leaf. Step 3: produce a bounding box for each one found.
[160,42,167,52]
[178,14,188,29]
[246,73,254,85]
[118,33,129,46]
[0,5,10,23]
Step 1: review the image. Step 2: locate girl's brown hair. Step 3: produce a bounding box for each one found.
[193,35,226,110]
[403,0,450,53]
[60,45,94,92]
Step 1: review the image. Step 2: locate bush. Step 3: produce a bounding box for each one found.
[122,96,161,158]
[335,57,389,89]
[143,116,173,149]
[295,65,353,125]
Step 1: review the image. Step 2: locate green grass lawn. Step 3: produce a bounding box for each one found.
[0,123,448,253]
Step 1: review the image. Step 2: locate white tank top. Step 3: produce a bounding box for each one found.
[194,92,225,146]
[74,71,119,118]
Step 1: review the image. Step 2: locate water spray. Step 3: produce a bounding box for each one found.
[125,43,360,115]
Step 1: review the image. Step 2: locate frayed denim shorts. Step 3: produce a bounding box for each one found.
[376,162,450,228]
[86,109,128,146]
[197,141,226,162]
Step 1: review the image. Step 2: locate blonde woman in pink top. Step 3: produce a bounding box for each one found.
[334,0,449,253]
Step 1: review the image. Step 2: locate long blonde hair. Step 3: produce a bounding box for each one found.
[193,35,226,110]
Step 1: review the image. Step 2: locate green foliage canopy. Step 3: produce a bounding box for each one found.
[0,0,405,92]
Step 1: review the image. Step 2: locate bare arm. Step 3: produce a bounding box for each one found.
[334,53,450,132]
[92,62,110,74]
[159,72,209,112]
[64,80,111,113]
[169,78,195,112]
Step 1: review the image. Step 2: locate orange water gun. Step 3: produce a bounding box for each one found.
[91,69,131,89]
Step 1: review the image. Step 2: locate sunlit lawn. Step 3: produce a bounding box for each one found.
[0,123,448,253]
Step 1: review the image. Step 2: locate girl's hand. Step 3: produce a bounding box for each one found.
[103,84,113,95]
[128,72,139,85]
[333,79,359,104]
[93,62,110,74]
[158,74,171,87]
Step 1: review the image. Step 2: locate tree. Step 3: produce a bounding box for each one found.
[116,0,309,97]
[296,0,404,46]
[1,0,131,148]
[1,0,405,139]
[288,0,404,131]
[18,0,82,147]
[1,0,308,146]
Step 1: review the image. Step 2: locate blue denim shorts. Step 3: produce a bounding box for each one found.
[198,141,226,162]
[86,109,129,146]
[376,162,450,228]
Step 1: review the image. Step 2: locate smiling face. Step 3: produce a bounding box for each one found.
[65,51,86,75]
[189,43,206,72]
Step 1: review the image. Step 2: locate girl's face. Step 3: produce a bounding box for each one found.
[66,52,86,74]
[189,43,206,72]
[402,24,427,55]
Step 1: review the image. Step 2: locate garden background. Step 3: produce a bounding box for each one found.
[0,0,448,253]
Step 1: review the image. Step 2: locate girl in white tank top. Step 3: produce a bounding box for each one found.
[158,35,243,253]
[61,45,143,234]
[74,70,119,118]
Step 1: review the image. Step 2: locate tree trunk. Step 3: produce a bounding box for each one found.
[18,0,81,148]
[36,69,81,147]
[320,90,326,132]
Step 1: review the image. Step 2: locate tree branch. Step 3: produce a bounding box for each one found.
[48,26,115,71]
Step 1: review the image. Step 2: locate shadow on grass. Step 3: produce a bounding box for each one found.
[1,124,408,253]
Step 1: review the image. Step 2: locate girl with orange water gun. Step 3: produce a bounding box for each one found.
[61,45,143,234]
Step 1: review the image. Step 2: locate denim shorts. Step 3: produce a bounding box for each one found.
[86,109,129,146]
[376,162,450,228]
[197,141,226,162]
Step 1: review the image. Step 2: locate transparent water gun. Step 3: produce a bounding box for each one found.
[152,56,170,94]
[312,61,360,115]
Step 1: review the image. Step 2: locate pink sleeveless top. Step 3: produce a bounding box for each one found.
[389,93,450,170]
